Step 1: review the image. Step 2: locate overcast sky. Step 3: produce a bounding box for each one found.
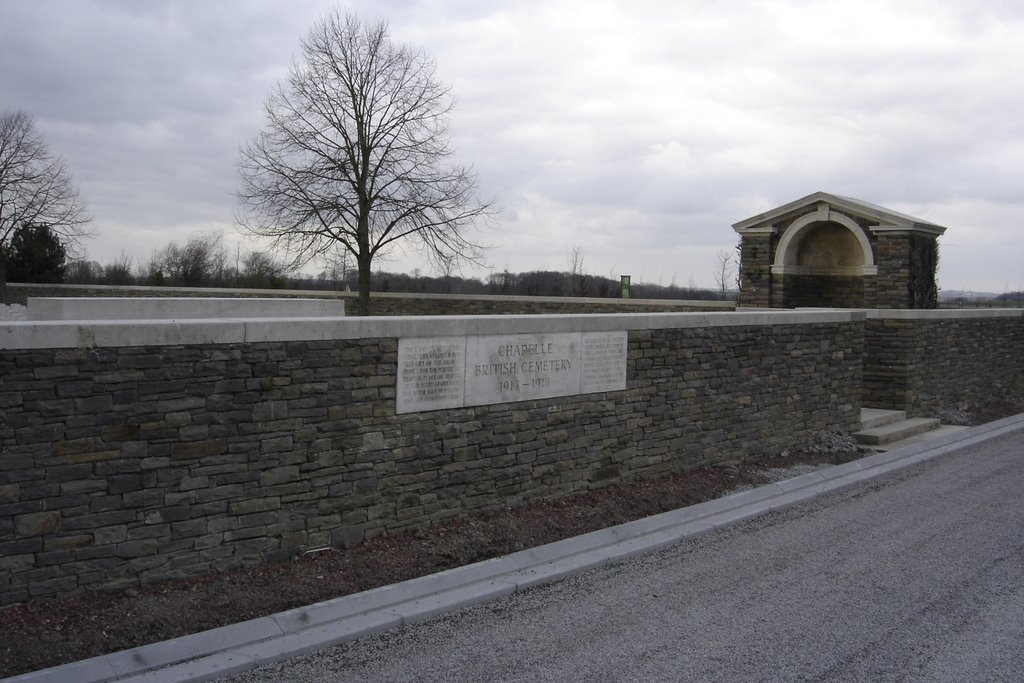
[2,0,1022,291]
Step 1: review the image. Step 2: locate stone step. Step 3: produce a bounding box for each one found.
[868,424,970,452]
[860,408,907,431]
[853,417,941,446]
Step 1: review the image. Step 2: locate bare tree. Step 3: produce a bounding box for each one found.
[436,252,457,293]
[567,245,586,297]
[319,244,353,291]
[103,250,133,285]
[65,259,103,284]
[713,248,734,301]
[734,239,744,304]
[146,232,228,286]
[0,111,90,301]
[236,10,491,314]
[242,250,290,289]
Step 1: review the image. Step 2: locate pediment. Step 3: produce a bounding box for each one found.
[732,191,947,236]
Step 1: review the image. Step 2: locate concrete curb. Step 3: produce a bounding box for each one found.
[8,413,1024,683]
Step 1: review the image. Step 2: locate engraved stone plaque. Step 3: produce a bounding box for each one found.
[465,333,581,406]
[396,331,628,413]
[581,331,628,393]
[396,337,466,414]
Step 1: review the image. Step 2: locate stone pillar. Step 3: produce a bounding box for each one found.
[872,232,912,308]
[738,232,772,307]
[908,233,940,308]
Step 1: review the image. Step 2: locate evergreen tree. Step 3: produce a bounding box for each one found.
[7,223,67,283]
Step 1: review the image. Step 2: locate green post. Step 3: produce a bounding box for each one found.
[620,275,631,299]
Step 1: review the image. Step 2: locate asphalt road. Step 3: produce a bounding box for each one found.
[225,431,1024,682]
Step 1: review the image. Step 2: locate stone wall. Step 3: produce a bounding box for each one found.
[863,310,1024,414]
[781,274,865,309]
[0,312,860,605]
[5,283,733,315]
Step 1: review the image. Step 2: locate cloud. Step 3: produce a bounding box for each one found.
[1,0,1022,290]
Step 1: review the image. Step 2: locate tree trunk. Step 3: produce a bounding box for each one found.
[355,203,372,315]
[356,253,372,315]
[0,253,8,305]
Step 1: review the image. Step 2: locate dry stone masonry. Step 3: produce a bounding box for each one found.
[862,310,1024,414]
[1,311,866,604]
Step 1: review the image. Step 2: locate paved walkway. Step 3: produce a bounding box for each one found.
[9,414,1024,683]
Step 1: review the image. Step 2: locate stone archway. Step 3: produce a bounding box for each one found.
[733,192,946,309]
[773,209,876,274]
[770,206,877,308]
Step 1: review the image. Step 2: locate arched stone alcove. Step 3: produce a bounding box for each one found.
[795,222,863,268]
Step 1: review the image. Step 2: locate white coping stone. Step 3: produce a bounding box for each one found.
[864,308,1023,320]
[26,297,344,321]
[0,310,867,350]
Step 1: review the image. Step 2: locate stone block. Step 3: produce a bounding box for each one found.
[0,553,35,572]
[101,423,140,442]
[28,576,78,597]
[0,484,18,504]
[68,449,121,464]
[179,424,211,442]
[171,439,228,459]
[223,526,267,542]
[260,435,294,453]
[170,519,208,539]
[118,539,159,557]
[16,423,64,444]
[107,474,144,495]
[44,534,93,551]
[93,525,128,544]
[144,506,192,524]
[74,395,114,414]
[15,510,61,536]
[228,497,282,515]
[121,489,165,508]
[0,537,43,557]
[195,484,244,503]
[259,466,300,487]
[128,522,172,540]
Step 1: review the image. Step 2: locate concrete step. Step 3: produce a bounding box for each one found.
[868,424,970,451]
[860,408,907,431]
[854,416,941,446]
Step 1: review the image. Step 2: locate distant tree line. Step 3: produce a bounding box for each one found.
[12,226,736,301]
[61,232,294,290]
[941,291,1024,308]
